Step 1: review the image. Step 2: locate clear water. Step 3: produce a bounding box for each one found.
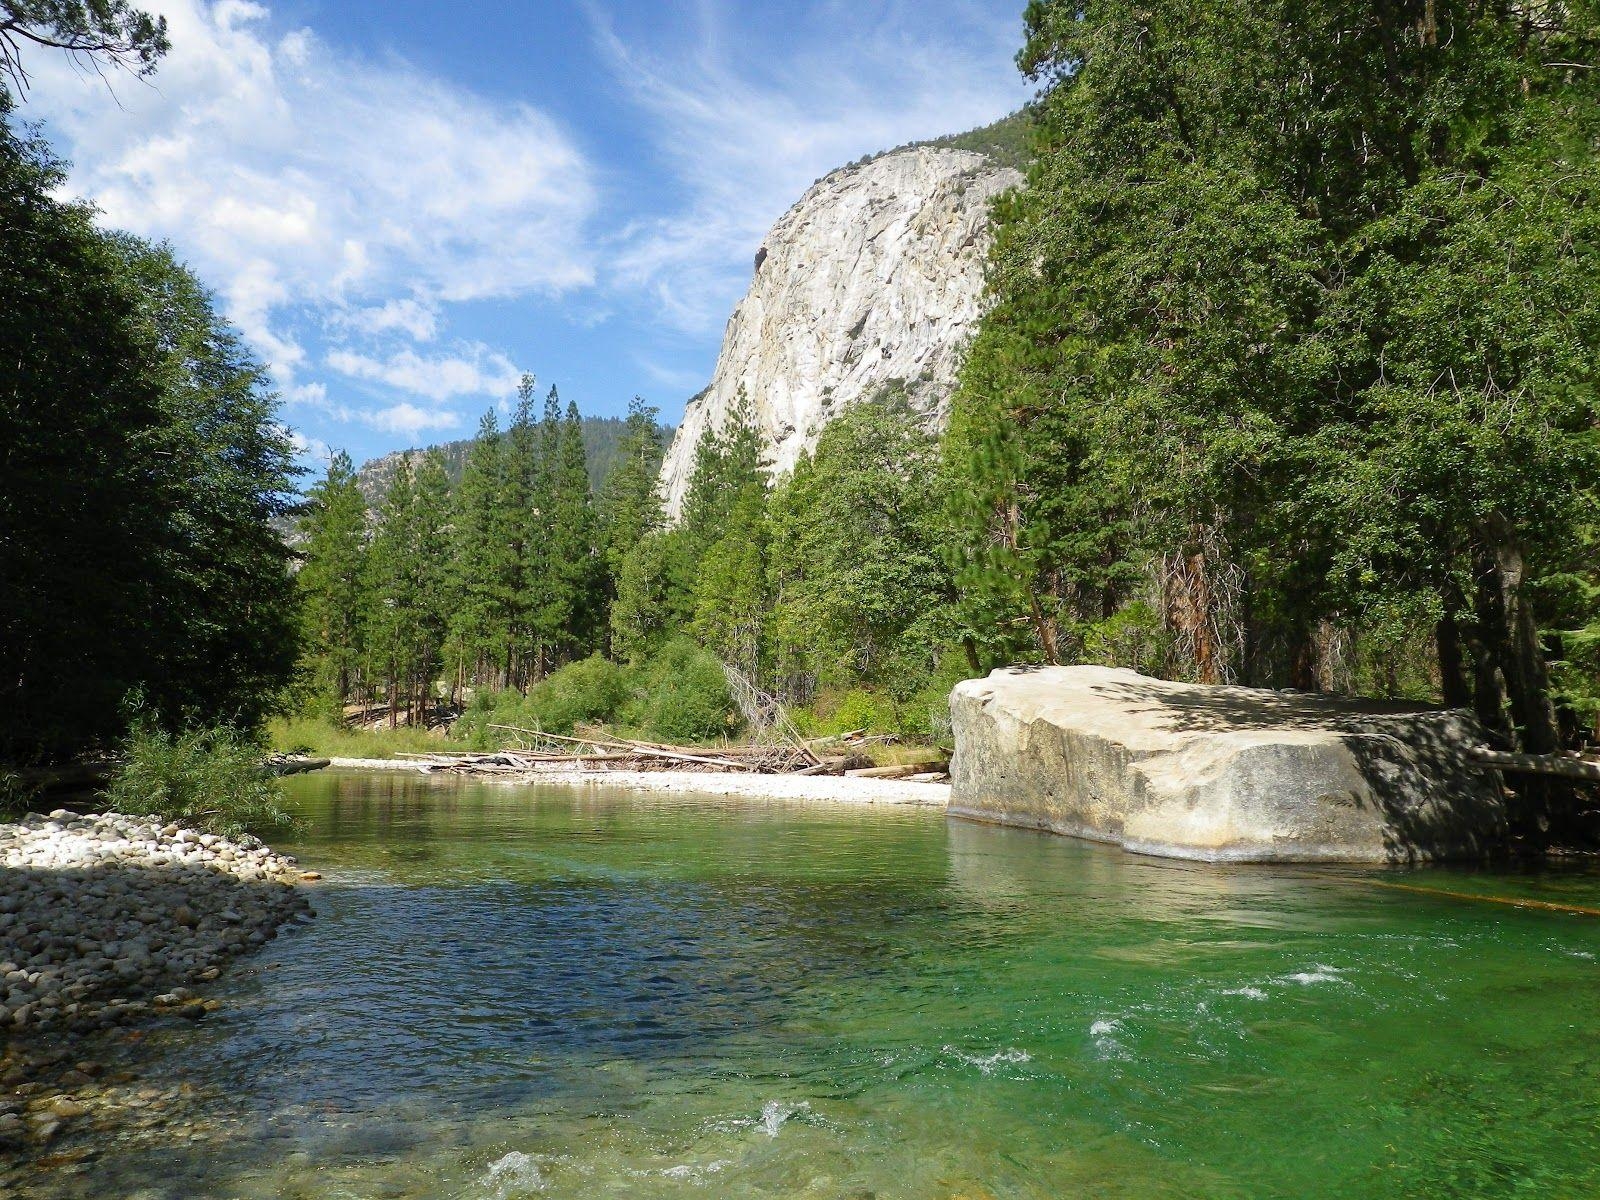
[24,770,1600,1198]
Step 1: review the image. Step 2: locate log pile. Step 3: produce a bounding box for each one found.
[388,724,951,781]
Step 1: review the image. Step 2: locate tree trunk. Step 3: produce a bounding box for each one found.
[1470,515,1568,845]
[1435,609,1471,710]
[1475,515,1561,754]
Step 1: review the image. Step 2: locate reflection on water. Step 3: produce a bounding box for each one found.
[20,770,1600,1199]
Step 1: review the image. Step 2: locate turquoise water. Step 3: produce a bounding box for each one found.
[25,770,1600,1198]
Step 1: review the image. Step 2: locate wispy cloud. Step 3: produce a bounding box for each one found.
[28,0,594,388]
[325,344,523,403]
[338,299,442,343]
[592,0,1027,334]
[360,402,464,439]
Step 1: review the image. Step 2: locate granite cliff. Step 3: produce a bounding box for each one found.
[659,143,1023,516]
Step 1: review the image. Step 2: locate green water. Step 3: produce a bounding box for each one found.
[30,770,1600,1198]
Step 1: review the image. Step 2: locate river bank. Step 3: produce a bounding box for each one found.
[0,811,313,1151]
[325,758,950,805]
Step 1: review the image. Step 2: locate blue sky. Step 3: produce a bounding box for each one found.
[25,0,1031,468]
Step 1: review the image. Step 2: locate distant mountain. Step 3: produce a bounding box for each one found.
[355,416,674,509]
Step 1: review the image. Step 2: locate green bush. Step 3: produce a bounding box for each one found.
[451,689,534,751]
[105,722,298,840]
[625,639,738,743]
[527,654,632,735]
[450,657,634,747]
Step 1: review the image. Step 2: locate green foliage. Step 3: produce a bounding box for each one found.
[624,639,738,743]
[0,121,298,764]
[449,409,518,689]
[923,110,1036,172]
[598,397,666,585]
[952,0,1600,777]
[842,109,1037,174]
[364,451,452,725]
[610,529,692,664]
[295,450,367,717]
[768,389,955,702]
[802,688,897,738]
[266,716,444,760]
[679,393,769,675]
[105,720,296,840]
[482,654,633,738]
[0,0,169,103]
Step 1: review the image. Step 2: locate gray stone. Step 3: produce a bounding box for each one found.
[948,666,1508,863]
[657,146,1023,518]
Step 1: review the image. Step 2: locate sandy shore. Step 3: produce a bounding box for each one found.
[324,758,949,806]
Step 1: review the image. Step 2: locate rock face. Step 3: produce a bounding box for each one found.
[948,667,1508,863]
[659,146,1023,516]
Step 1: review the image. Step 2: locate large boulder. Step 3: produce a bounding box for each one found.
[948,666,1507,862]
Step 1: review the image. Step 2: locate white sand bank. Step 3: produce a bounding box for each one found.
[323,759,949,807]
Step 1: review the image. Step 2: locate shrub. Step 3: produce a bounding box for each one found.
[450,689,535,751]
[526,654,632,735]
[105,722,298,840]
[626,639,738,743]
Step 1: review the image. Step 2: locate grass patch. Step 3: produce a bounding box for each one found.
[105,723,297,840]
[267,716,446,759]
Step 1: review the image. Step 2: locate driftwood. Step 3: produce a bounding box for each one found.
[1472,748,1600,783]
[388,721,950,782]
[844,761,949,780]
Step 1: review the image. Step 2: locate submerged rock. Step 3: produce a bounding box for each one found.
[948,667,1507,862]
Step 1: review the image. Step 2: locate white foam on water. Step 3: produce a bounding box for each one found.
[939,1045,1033,1075]
[758,1100,809,1138]
[660,1159,733,1181]
[1565,949,1596,961]
[1089,1019,1131,1061]
[1282,964,1345,986]
[1222,986,1268,1000]
[481,1151,546,1197]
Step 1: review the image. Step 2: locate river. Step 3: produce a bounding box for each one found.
[20,769,1600,1198]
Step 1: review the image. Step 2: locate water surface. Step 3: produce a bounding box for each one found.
[26,770,1600,1198]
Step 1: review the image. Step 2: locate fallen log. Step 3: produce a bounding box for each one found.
[794,753,875,776]
[844,761,949,780]
[1472,749,1600,783]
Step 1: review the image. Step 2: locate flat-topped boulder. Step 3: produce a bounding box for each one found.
[948,666,1507,862]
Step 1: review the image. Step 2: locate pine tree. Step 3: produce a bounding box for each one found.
[365,461,417,728]
[598,397,665,583]
[409,451,454,724]
[449,410,509,691]
[681,392,769,676]
[502,375,541,689]
[297,450,368,715]
[554,396,604,658]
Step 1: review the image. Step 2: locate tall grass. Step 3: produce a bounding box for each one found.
[106,723,297,840]
[268,716,446,760]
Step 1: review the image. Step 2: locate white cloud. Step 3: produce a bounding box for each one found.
[284,426,333,467]
[340,298,441,343]
[326,345,522,403]
[361,402,463,439]
[592,0,1028,334]
[28,0,596,384]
